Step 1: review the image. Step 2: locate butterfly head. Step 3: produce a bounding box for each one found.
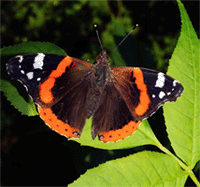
[95,50,109,66]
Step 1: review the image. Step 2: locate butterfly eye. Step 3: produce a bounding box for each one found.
[96,55,102,62]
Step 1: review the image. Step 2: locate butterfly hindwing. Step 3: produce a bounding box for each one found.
[92,82,141,142]
[38,77,92,138]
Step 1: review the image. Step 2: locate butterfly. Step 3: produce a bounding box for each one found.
[6,47,184,143]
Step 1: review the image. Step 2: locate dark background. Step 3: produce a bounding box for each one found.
[1,1,199,186]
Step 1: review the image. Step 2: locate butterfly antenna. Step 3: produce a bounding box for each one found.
[111,24,139,55]
[94,24,104,51]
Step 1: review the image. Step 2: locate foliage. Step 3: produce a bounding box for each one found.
[1,0,199,186]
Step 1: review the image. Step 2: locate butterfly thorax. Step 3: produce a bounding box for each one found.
[86,50,111,117]
[91,50,111,90]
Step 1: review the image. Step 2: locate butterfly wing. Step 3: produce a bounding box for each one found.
[92,82,141,142]
[7,53,93,107]
[7,53,93,138]
[135,68,184,118]
[92,67,184,142]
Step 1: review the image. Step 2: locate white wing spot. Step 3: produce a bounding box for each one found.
[167,92,171,95]
[37,77,41,81]
[173,80,178,87]
[33,53,45,69]
[17,55,23,63]
[159,91,165,99]
[155,72,165,88]
[27,72,34,80]
[20,70,25,74]
[152,94,156,98]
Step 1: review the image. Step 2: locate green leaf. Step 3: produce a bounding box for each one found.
[1,41,67,57]
[1,41,67,116]
[1,79,38,116]
[69,151,187,186]
[163,0,200,169]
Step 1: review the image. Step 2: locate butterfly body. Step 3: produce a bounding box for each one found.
[6,50,184,142]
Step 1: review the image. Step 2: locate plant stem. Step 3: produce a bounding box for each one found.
[156,143,200,187]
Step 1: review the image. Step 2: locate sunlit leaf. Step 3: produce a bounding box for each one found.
[70,151,187,186]
[163,0,200,169]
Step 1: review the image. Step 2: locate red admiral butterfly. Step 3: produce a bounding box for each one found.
[6,42,184,143]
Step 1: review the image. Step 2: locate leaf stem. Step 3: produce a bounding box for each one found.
[156,142,200,186]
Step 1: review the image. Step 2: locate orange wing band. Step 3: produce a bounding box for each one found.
[133,68,150,116]
[99,120,141,143]
[39,56,74,104]
[38,106,80,138]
